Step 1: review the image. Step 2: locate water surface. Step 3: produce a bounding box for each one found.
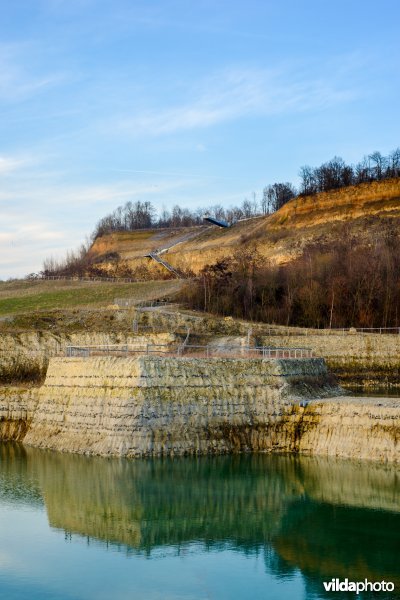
[0,443,399,599]
[342,385,400,398]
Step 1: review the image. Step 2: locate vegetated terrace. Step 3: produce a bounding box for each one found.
[0,279,183,317]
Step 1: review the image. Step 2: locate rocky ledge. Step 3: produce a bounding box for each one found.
[0,356,398,462]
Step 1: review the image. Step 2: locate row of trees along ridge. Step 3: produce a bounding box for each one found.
[92,147,400,238]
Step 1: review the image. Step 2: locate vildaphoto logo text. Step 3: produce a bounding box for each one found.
[323,578,394,594]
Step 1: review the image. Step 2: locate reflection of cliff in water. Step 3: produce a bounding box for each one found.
[38,451,299,552]
[0,443,43,508]
[1,444,399,595]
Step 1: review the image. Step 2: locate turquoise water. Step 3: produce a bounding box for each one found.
[0,444,399,600]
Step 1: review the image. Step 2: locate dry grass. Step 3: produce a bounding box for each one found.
[90,230,156,260]
[90,227,203,260]
[81,179,400,276]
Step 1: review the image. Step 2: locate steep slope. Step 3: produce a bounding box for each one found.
[89,178,400,275]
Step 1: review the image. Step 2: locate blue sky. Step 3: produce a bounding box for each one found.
[1,0,399,277]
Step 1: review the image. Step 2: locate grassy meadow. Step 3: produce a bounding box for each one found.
[0,279,183,317]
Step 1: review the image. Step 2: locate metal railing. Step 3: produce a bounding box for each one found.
[146,252,182,278]
[336,327,400,334]
[179,345,313,358]
[38,275,139,283]
[116,298,175,309]
[65,343,313,359]
[263,326,400,336]
[177,328,191,355]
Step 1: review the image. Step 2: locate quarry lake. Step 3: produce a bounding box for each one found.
[0,443,399,600]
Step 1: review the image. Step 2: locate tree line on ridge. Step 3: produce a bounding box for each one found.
[92,147,400,238]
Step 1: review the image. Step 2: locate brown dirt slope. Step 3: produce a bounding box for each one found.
[90,178,400,275]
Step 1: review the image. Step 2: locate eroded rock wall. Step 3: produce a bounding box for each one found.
[1,356,399,462]
[23,356,337,457]
[297,398,400,463]
[259,331,400,386]
[0,331,176,383]
[0,386,38,441]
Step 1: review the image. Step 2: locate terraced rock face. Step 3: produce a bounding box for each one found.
[0,386,38,441]
[1,355,399,461]
[0,331,176,383]
[297,398,400,463]
[258,331,400,387]
[23,356,337,457]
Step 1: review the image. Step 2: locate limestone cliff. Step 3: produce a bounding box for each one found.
[1,355,398,462]
[297,398,400,462]
[24,356,335,456]
[0,386,38,441]
[0,331,176,383]
[258,330,400,387]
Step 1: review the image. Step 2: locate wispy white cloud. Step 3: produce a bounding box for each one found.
[0,216,68,277]
[115,66,356,137]
[0,156,25,175]
[0,178,185,209]
[0,43,67,103]
[0,223,64,243]
[0,163,258,278]
[0,172,189,277]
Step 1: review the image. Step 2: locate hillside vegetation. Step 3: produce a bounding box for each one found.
[86,178,400,276]
[33,177,400,329]
[90,147,400,239]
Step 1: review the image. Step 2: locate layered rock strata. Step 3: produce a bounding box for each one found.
[298,398,400,463]
[0,386,38,441]
[258,331,400,387]
[0,356,399,461]
[23,356,335,456]
[0,331,176,383]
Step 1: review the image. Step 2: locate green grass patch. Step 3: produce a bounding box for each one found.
[0,280,182,316]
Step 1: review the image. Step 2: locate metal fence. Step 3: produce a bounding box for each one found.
[336,327,400,335]
[263,326,400,336]
[65,343,313,359]
[116,298,175,309]
[179,345,313,358]
[36,275,139,283]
